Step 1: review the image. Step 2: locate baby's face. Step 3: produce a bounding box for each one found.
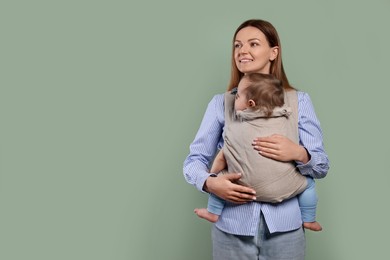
[234,78,250,111]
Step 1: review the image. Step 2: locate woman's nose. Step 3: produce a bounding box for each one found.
[239,44,248,54]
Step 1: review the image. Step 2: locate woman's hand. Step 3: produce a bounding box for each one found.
[204,173,256,204]
[252,134,310,163]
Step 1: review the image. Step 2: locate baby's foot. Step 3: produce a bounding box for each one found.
[194,208,219,223]
[303,221,323,231]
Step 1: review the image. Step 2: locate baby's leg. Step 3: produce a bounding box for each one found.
[194,193,225,223]
[298,177,322,231]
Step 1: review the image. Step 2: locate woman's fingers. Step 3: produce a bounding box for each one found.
[253,134,304,162]
[227,183,256,203]
[206,172,257,203]
[218,174,256,203]
[253,142,280,158]
[253,135,283,158]
[227,191,256,203]
[235,184,256,196]
[253,136,278,150]
[253,134,280,143]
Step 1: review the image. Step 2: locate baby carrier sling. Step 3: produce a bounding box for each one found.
[223,89,307,202]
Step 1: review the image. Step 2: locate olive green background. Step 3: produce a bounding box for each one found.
[1,0,389,259]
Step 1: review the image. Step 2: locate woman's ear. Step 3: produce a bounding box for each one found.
[248,99,256,107]
[270,46,279,61]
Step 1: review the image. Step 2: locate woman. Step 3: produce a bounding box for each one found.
[183,19,329,259]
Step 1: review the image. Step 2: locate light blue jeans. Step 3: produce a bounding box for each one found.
[212,213,306,260]
[208,177,317,222]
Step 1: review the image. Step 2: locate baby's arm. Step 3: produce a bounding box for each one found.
[210,150,227,174]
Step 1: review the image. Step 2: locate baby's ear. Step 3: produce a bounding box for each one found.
[248,100,256,107]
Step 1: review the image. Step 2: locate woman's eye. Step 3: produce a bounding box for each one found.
[250,42,259,47]
[234,43,241,48]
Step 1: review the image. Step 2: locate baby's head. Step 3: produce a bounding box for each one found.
[235,73,284,116]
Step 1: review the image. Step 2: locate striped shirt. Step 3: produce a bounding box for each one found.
[183,91,329,236]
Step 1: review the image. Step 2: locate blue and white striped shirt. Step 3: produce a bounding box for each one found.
[183,91,329,236]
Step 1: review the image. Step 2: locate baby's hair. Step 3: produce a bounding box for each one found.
[243,73,284,117]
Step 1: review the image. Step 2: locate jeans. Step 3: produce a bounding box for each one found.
[212,213,306,260]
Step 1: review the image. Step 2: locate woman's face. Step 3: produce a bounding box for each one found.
[234,26,278,74]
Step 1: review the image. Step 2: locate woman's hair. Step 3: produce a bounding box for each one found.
[227,19,294,91]
[242,73,284,117]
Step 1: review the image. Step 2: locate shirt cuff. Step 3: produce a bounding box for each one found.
[196,172,212,193]
[296,153,318,176]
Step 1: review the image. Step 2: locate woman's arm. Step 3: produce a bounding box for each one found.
[183,95,224,192]
[295,92,329,179]
[183,94,256,203]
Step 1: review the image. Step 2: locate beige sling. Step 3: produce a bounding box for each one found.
[223,89,307,203]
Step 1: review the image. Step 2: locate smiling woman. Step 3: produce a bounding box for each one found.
[183,19,329,260]
[233,26,278,75]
